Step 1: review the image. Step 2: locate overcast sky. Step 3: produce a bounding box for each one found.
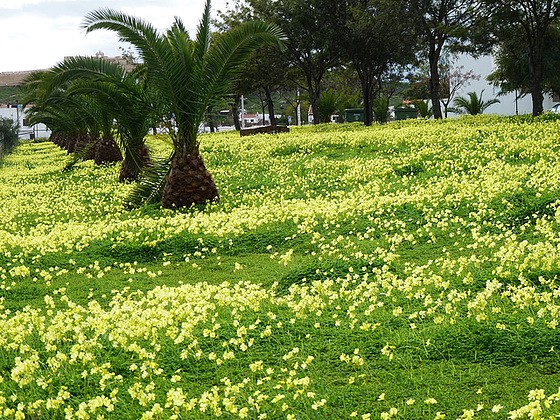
[0,0,229,72]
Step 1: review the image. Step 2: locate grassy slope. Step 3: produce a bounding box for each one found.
[1,116,560,418]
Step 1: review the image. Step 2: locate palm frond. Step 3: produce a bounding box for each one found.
[202,21,285,103]
[194,0,212,62]
[82,9,173,100]
[123,152,174,208]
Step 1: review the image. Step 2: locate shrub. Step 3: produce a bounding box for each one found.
[0,117,18,157]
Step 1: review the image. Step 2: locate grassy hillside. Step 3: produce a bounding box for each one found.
[1,116,560,418]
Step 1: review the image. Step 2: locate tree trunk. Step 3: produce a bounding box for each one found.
[529,43,545,116]
[64,134,76,153]
[207,108,216,133]
[265,88,277,126]
[360,70,374,126]
[530,87,545,116]
[162,150,219,209]
[306,73,322,124]
[75,134,96,161]
[94,135,122,165]
[119,143,152,182]
[232,94,241,131]
[428,42,443,120]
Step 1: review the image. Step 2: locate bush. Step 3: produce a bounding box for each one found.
[373,97,390,123]
[0,117,18,157]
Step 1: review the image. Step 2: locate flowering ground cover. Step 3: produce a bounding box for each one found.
[1,115,560,418]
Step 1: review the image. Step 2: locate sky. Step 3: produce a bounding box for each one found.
[0,0,229,72]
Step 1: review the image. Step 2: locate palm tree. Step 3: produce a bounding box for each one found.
[22,67,123,165]
[82,0,284,208]
[47,56,156,181]
[451,90,500,115]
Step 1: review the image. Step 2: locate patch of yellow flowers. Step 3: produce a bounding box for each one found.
[1,116,560,417]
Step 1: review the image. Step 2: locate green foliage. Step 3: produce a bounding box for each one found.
[3,118,560,417]
[451,90,500,115]
[0,117,18,157]
[372,96,390,123]
[0,86,21,104]
[316,89,341,123]
[412,99,432,118]
[488,25,560,96]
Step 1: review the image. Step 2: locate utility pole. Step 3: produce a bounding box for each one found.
[241,95,245,128]
[296,89,301,126]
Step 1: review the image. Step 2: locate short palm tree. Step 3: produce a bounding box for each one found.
[22,67,122,165]
[82,0,285,208]
[47,56,156,181]
[452,90,500,115]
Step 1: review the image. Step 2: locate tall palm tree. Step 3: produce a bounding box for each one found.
[451,90,500,115]
[82,0,285,208]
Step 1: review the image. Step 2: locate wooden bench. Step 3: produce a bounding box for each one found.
[240,125,290,137]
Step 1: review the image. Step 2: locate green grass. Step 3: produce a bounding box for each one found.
[2,116,560,418]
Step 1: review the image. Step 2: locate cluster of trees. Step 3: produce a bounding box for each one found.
[20,0,560,208]
[217,0,560,123]
[22,0,283,209]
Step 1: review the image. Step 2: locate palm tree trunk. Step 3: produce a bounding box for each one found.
[162,150,219,209]
[94,135,122,165]
[119,144,152,182]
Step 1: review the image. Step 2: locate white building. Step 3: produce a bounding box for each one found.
[0,106,51,139]
[451,53,557,116]
[240,112,282,126]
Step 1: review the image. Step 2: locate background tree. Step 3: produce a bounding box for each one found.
[341,0,417,125]
[405,0,486,119]
[485,0,560,116]
[216,2,290,128]
[487,18,560,115]
[0,117,19,158]
[250,0,345,124]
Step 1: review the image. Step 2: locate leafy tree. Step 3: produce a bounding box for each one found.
[488,21,560,115]
[250,0,345,124]
[404,0,486,119]
[451,90,500,115]
[485,0,560,116]
[0,117,19,157]
[83,0,284,208]
[342,0,417,125]
[216,1,290,128]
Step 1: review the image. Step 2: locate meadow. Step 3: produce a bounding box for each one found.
[1,115,560,419]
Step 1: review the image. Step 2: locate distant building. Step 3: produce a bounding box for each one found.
[0,70,39,88]
[240,112,281,126]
